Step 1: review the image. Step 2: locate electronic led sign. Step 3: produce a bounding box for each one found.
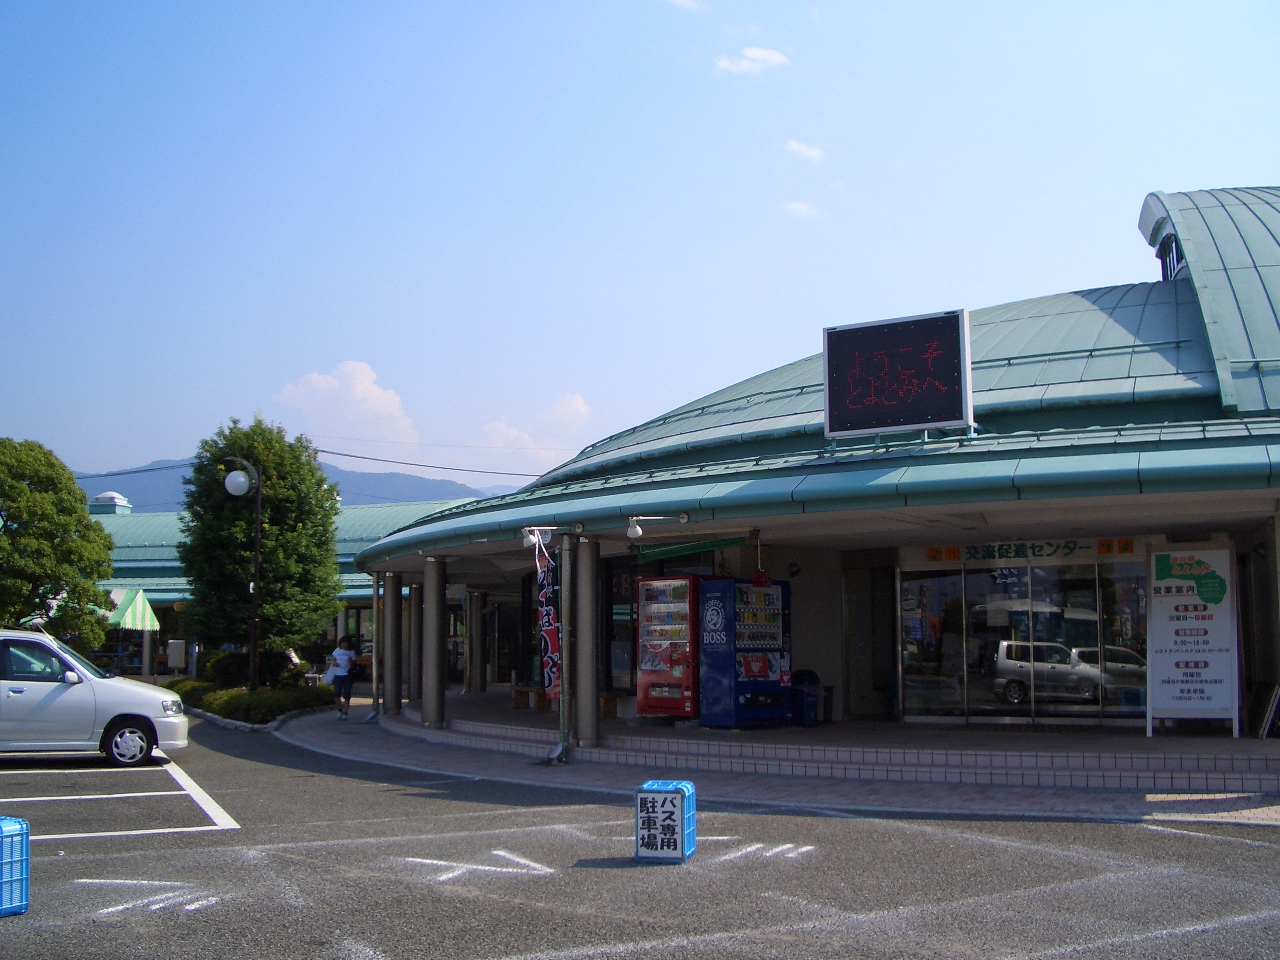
[823,309,972,438]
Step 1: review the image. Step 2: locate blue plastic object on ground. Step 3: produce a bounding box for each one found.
[0,816,30,918]
[635,780,696,863]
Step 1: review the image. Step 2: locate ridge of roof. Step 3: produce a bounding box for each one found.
[1139,187,1280,413]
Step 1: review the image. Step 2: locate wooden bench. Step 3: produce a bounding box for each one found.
[512,685,551,712]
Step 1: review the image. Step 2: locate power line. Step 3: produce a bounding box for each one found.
[315,449,540,478]
[77,461,195,479]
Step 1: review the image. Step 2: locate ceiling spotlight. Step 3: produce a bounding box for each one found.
[627,518,643,539]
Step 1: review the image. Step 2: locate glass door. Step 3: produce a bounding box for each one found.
[964,565,1033,719]
[1029,564,1101,717]
[900,570,965,717]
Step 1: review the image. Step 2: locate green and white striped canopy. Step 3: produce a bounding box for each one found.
[107,589,161,632]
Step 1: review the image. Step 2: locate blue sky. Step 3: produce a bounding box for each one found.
[2,2,1277,480]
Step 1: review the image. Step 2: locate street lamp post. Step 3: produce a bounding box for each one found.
[224,458,262,692]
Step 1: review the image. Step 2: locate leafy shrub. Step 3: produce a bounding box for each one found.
[202,649,306,689]
[200,685,335,724]
[160,678,217,709]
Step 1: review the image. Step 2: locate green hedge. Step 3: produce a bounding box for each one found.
[201,650,306,690]
[199,685,335,725]
[160,678,217,709]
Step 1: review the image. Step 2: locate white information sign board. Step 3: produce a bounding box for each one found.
[634,780,694,862]
[1147,549,1239,737]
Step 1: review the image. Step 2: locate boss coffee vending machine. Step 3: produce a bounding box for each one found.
[635,577,699,718]
[698,579,792,727]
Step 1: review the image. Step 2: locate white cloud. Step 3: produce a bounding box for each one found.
[663,0,702,9]
[540,393,591,430]
[782,201,814,216]
[715,47,789,74]
[786,139,823,162]
[482,394,594,469]
[275,361,419,445]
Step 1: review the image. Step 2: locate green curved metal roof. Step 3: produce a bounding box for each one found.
[97,501,466,603]
[535,279,1214,487]
[1139,187,1280,412]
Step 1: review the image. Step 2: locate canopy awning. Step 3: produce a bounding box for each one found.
[107,589,161,632]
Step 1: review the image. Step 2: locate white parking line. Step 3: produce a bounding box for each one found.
[2,790,186,804]
[14,752,240,841]
[35,825,235,841]
[158,751,240,830]
[406,850,556,882]
[0,766,166,775]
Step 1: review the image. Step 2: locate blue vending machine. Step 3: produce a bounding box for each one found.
[698,579,792,728]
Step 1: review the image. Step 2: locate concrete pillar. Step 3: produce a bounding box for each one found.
[575,538,599,746]
[408,583,422,704]
[371,574,381,712]
[385,573,403,715]
[465,589,487,693]
[423,558,446,727]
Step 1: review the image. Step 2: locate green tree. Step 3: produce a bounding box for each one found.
[179,418,341,658]
[0,438,115,651]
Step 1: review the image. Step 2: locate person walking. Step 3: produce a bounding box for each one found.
[330,636,357,719]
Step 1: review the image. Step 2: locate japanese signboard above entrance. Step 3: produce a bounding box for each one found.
[823,310,973,439]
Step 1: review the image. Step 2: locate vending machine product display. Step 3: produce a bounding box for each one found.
[636,577,699,718]
[698,579,792,727]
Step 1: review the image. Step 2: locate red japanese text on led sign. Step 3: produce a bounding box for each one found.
[824,311,970,437]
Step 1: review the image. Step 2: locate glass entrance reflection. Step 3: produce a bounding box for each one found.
[1030,564,1101,717]
[900,558,1148,722]
[964,566,1033,718]
[1099,562,1148,717]
[900,570,964,716]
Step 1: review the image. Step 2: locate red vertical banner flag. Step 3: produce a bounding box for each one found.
[536,539,561,700]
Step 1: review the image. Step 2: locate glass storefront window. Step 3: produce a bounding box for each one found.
[900,570,965,716]
[900,550,1154,722]
[1099,562,1148,717]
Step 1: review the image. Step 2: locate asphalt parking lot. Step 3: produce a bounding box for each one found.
[3,718,1280,959]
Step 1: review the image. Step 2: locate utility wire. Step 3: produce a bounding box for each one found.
[77,461,195,479]
[315,449,539,478]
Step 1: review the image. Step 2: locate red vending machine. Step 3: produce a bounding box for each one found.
[636,577,699,718]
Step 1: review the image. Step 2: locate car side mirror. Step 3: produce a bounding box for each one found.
[63,670,82,684]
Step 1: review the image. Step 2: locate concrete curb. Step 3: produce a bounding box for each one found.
[270,720,1160,825]
[188,703,334,733]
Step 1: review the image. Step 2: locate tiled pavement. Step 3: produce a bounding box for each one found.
[273,698,1280,828]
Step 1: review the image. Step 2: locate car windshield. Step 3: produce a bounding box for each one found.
[55,639,107,679]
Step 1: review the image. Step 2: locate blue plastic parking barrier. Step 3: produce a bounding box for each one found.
[0,816,30,918]
[634,780,696,863]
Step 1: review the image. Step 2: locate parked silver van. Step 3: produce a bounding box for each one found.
[0,628,187,766]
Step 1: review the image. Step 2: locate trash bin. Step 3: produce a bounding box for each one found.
[1,817,29,918]
[792,670,822,728]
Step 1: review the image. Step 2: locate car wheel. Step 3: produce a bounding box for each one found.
[1003,680,1028,705]
[104,720,155,767]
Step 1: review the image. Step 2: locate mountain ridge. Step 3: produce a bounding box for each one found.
[74,459,519,512]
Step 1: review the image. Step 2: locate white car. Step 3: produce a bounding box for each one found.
[1,628,187,767]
